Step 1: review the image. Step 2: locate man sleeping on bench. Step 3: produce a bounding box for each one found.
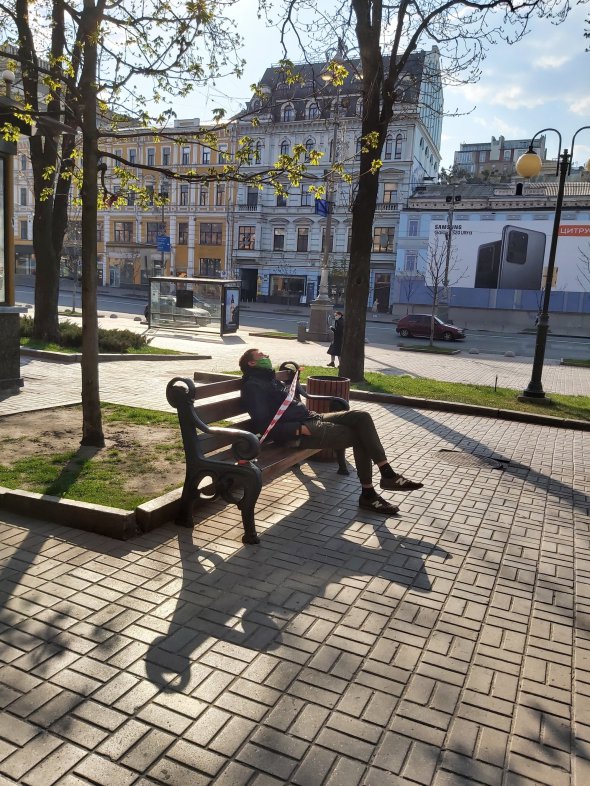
[239,348,424,516]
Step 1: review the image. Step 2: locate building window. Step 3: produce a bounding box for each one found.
[180,185,189,206]
[147,148,155,166]
[20,221,28,240]
[300,186,312,207]
[114,221,133,242]
[355,137,362,160]
[146,222,159,244]
[20,154,27,171]
[384,136,392,160]
[215,184,225,206]
[296,227,309,252]
[394,134,403,160]
[128,149,137,165]
[280,140,289,156]
[383,184,398,204]
[218,148,227,164]
[321,228,334,253]
[304,138,314,162]
[254,142,262,164]
[282,104,295,122]
[199,187,208,206]
[408,219,419,237]
[20,188,27,206]
[247,187,258,208]
[199,258,221,277]
[200,222,222,245]
[347,228,352,253]
[178,222,189,245]
[146,184,154,205]
[276,193,287,207]
[503,150,511,161]
[202,147,211,164]
[404,251,418,272]
[181,146,190,165]
[238,226,255,250]
[372,227,394,252]
[308,103,320,120]
[273,228,285,251]
[97,223,103,242]
[162,147,171,166]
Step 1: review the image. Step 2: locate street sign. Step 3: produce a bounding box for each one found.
[156,235,171,252]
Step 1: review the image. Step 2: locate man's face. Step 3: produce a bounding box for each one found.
[248,349,271,368]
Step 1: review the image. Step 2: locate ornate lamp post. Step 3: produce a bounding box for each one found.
[515,126,590,403]
[306,55,343,342]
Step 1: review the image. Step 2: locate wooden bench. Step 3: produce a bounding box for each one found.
[166,363,349,544]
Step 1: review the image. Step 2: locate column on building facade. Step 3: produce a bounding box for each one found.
[169,214,177,275]
[187,217,196,277]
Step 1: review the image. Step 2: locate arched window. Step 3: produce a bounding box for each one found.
[255,141,262,164]
[304,138,315,162]
[356,99,363,119]
[308,103,320,120]
[384,136,393,161]
[355,137,362,160]
[280,140,289,156]
[394,134,403,160]
[282,104,295,122]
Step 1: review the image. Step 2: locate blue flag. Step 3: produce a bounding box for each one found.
[314,198,329,216]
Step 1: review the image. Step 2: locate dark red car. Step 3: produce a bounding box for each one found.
[395,314,465,341]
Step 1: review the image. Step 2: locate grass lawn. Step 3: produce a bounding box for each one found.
[296,366,590,423]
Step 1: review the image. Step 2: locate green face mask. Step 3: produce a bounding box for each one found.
[255,357,273,370]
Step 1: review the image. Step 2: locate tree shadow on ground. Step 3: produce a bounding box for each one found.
[390,404,590,516]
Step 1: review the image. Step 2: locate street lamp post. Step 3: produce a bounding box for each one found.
[306,60,342,342]
[515,126,590,402]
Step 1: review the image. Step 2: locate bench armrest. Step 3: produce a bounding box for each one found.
[166,376,260,462]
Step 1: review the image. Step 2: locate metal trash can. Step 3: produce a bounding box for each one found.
[306,375,350,461]
[297,322,308,342]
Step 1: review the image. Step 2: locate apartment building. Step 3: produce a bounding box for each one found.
[231,49,442,309]
[453,135,547,179]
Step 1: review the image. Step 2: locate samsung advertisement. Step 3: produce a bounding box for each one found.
[428,219,590,292]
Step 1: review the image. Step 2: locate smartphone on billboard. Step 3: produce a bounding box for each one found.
[475,240,502,288]
[498,226,546,290]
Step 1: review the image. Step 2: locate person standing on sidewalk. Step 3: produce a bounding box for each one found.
[327,311,344,367]
[239,349,424,515]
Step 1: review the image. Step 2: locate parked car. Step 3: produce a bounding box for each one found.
[395,314,465,341]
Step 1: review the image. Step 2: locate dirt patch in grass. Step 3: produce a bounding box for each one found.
[0,406,186,509]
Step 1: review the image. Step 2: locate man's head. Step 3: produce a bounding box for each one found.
[239,348,272,374]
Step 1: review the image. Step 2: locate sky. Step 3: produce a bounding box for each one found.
[175,1,590,171]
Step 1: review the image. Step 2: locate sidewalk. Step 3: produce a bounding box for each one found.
[0,343,589,784]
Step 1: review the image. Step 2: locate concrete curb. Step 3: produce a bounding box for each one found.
[0,486,138,539]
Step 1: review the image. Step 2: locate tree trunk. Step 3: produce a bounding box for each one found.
[79,1,104,447]
[340,169,379,382]
[32,198,61,342]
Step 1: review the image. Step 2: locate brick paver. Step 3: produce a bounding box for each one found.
[0,325,589,783]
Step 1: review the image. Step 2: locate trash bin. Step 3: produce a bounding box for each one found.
[297,322,308,342]
[306,375,350,461]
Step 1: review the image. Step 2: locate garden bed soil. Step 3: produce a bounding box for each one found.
[0,406,185,504]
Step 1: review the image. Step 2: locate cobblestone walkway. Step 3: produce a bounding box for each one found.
[0,392,588,784]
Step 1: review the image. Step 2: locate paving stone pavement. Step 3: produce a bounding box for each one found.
[0,336,589,784]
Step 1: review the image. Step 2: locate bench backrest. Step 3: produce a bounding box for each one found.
[191,370,292,425]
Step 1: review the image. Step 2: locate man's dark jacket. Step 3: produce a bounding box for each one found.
[241,368,312,445]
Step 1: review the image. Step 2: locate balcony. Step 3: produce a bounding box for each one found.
[375,202,400,212]
[238,203,260,212]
